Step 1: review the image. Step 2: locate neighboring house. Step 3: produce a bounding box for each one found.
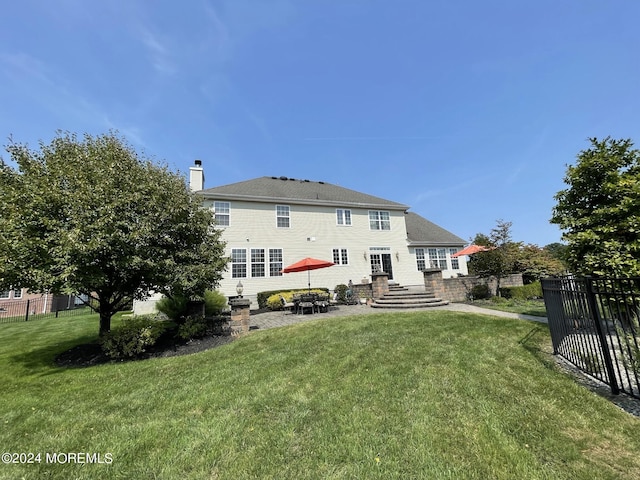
[190,163,467,304]
[0,288,80,317]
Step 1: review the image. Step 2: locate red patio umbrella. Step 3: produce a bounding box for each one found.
[451,244,494,258]
[282,257,335,292]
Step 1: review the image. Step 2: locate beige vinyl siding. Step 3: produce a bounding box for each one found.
[206,200,408,296]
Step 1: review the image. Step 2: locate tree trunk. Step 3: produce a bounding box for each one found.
[99,311,112,336]
[98,296,113,336]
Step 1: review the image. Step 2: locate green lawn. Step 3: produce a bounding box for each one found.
[471,298,548,317]
[1,310,639,479]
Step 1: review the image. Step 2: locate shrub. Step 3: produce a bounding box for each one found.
[101,315,169,359]
[177,315,211,340]
[334,284,349,303]
[471,284,490,300]
[499,281,542,300]
[156,294,189,321]
[204,290,227,316]
[258,288,330,309]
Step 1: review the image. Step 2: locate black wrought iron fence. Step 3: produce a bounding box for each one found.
[0,295,97,324]
[541,276,640,399]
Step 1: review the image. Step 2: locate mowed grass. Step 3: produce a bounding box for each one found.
[471,298,548,317]
[1,310,639,479]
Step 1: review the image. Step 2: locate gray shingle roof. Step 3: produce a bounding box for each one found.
[405,212,466,246]
[199,176,409,210]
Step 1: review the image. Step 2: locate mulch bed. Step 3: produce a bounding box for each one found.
[54,309,279,369]
[54,330,235,368]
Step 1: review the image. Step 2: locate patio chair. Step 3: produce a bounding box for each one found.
[328,292,339,310]
[314,294,330,313]
[298,294,316,314]
[280,296,295,316]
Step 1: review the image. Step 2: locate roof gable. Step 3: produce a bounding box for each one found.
[405,212,466,246]
[200,176,409,210]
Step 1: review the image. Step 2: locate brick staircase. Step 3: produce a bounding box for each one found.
[370,284,449,309]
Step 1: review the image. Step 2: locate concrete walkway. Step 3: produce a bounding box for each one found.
[250,302,547,331]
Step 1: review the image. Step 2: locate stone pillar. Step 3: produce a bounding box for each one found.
[228,298,251,336]
[422,268,444,299]
[371,271,389,299]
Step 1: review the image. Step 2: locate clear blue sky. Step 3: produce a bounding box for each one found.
[2,1,639,247]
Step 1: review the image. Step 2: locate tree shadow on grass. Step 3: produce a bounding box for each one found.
[9,334,101,376]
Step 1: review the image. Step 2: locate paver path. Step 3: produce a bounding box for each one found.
[250,302,547,331]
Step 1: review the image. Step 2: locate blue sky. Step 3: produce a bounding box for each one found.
[2,1,639,247]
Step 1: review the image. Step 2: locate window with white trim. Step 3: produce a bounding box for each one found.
[231,248,247,278]
[269,249,283,277]
[332,248,349,265]
[276,205,290,228]
[369,210,391,230]
[251,248,266,278]
[0,290,9,299]
[428,248,448,270]
[415,248,426,271]
[449,248,460,270]
[214,201,230,226]
[12,288,23,299]
[336,209,352,226]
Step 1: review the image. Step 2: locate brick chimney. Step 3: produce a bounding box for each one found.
[189,159,204,191]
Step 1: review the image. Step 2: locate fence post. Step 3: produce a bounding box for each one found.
[25,299,30,322]
[584,277,620,395]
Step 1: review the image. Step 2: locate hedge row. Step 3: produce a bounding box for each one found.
[499,281,542,300]
[257,288,329,309]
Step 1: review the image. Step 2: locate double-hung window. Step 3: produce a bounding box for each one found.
[369,210,391,230]
[276,205,290,228]
[269,249,283,277]
[214,201,230,226]
[449,248,460,270]
[12,288,23,299]
[336,209,352,226]
[415,248,427,271]
[231,249,247,278]
[251,249,265,277]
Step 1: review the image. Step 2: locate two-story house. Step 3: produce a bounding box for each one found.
[189,162,467,305]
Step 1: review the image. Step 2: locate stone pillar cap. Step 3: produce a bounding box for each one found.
[371,271,389,277]
[229,298,252,307]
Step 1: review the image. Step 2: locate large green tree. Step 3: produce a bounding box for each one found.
[551,137,640,277]
[514,244,566,283]
[0,131,228,335]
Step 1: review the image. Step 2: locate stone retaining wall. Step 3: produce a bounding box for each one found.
[423,269,523,302]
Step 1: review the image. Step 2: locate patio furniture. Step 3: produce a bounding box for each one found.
[298,294,317,314]
[280,296,295,316]
[314,294,330,313]
[329,292,339,310]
